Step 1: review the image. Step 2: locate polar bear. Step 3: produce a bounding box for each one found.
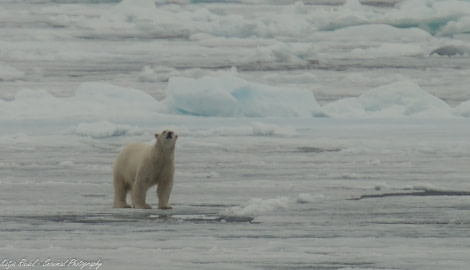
[113,130,177,209]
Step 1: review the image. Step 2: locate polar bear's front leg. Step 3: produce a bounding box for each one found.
[132,181,152,209]
[157,180,173,210]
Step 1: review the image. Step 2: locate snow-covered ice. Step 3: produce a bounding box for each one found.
[161,74,325,117]
[323,80,456,118]
[2,74,469,121]
[1,0,470,269]
[1,118,470,270]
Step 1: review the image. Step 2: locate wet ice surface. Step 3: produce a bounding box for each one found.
[1,119,470,270]
[1,0,470,269]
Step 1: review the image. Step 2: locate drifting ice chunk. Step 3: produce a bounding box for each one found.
[1,82,160,122]
[75,82,159,116]
[162,75,239,117]
[381,0,470,35]
[455,100,470,117]
[439,16,470,37]
[313,24,432,43]
[160,75,325,118]
[323,81,454,118]
[0,89,69,120]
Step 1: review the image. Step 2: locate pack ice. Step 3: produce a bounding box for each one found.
[1,74,468,122]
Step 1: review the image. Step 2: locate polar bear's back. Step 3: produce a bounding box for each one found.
[113,142,150,184]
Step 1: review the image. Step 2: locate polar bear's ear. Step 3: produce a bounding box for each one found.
[154,133,159,140]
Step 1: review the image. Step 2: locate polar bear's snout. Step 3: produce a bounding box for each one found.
[166,131,174,139]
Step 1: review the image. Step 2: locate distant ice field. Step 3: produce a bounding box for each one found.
[1,0,470,105]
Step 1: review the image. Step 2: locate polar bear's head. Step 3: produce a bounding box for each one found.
[155,130,178,152]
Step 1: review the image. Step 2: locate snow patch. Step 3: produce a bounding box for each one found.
[401,184,437,192]
[351,43,425,58]
[314,24,432,43]
[297,193,326,204]
[373,182,438,192]
[222,197,289,218]
[193,126,252,137]
[341,172,362,180]
[70,121,145,138]
[251,122,295,137]
[138,66,181,83]
[0,62,25,81]
[58,160,75,168]
[0,162,20,169]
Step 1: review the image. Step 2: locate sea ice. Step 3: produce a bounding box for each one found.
[0,82,160,122]
[313,24,432,43]
[160,75,325,118]
[439,16,470,36]
[296,193,326,204]
[251,122,295,137]
[222,197,290,218]
[1,1,470,270]
[74,82,160,118]
[323,80,455,118]
[2,76,468,122]
[455,99,470,117]
[0,62,25,81]
[381,0,470,35]
[430,45,470,56]
[69,121,145,139]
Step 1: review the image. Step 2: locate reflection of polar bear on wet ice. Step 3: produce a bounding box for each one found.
[113,130,177,209]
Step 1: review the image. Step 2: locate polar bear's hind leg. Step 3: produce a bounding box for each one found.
[113,175,131,208]
[132,180,152,209]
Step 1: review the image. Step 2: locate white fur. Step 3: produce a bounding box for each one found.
[113,130,177,209]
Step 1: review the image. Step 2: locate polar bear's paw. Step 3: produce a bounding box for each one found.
[113,202,132,208]
[133,203,152,209]
[158,205,173,210]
